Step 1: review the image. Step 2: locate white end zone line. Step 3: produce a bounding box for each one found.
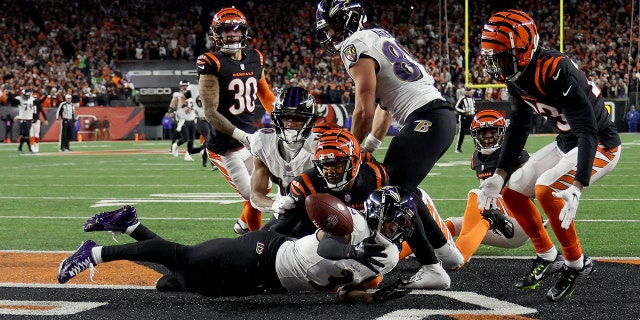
[0,300,108,316]
[376,291,537,319]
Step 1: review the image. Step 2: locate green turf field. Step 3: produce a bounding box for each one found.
[1,134,638,257]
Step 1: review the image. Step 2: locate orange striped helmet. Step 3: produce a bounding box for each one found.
[480,10,539,81]
[313,129,361,191]
[211,7,249,54]
[470,109,507,155]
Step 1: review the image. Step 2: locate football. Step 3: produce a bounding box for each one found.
[305,193,354,236]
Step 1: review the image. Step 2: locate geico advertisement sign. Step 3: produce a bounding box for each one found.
[139,88,173,95]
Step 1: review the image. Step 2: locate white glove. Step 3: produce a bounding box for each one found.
[232,128,252,151]
[553,185,582,229]
[477,174,505,210]
[176,119,185,132]
[271,195,295,214]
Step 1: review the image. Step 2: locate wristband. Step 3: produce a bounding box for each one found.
[362,133,382,152]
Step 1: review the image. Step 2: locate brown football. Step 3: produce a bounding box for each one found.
[305,193,354,236]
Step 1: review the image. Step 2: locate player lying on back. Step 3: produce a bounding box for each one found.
[56,187,418,302]
[269,128,464,289]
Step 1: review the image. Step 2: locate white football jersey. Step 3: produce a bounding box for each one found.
[250,128,317,196]
[16,96,36,120]
[340,28,445,125]
[275,208,400,293]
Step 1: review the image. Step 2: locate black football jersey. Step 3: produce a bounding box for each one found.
[472,148,529,181]
[501,47,621,185]
[197,49,266,154]
[289,160,388,212]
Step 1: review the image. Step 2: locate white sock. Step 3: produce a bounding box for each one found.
[125,222,140,235]
[565,255,585,270]
[91,246,103,264]
[537,247,558,261]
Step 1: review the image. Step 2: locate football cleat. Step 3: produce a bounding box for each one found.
[399,262,450,289]
[171,143,179,157]
[546,256,595,302]
[372,279,411,303]
[83,205,139,241]
[156,274,185,292]
[184,152,194,161]
[57,240,98,284]
[482,208,514,239]
[516,254,565,290]
[233,219,249,235]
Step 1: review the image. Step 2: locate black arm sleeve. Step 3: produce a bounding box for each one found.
[317,234,353,260]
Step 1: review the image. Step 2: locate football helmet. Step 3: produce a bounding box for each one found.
[271,86,318,144]
[365,186,416,244]
[480,9,539,81]
[313,129,361,191]
[315,0,367,55]
[22,89,32,97]
[211,7,249,54]
[470,109,507,155]
[179,80,189,93]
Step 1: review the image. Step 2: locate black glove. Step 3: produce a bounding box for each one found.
[348,242,387,273]
[372,279,411,303]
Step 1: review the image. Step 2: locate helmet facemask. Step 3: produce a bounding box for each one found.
[313,129,361,191]
[272,87,318,144]
[470,110,507,155]
[365,186,416,244]
[316,0,367,55]
[211,8,249,54]
[480,9,539,82]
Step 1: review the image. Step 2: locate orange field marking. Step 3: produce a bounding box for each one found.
[597,259,640,265]
[0,252,162,286]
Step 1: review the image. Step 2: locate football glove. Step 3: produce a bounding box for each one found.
[553,185,582,229]
[349,241,387,273]
[477,174,504,210]
[271,195,295,214]
[232,128,252,151]
[176,119,185,132]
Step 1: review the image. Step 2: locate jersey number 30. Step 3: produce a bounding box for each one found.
[228,77,258,115]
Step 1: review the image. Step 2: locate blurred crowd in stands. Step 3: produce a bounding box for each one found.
[1,0,639,108]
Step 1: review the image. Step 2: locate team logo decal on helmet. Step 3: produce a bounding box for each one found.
[480,9,539,81]
[365,186,416,243]
[271,87,319,144]
[316,0,367,55]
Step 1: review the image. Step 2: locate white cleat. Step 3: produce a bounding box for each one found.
[171,143,179,157]
[435,243,465,271]
[184,153,194,161]
[399,262,451,289]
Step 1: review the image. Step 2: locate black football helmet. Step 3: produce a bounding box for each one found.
[271,86,318,144]
[315,0,367,55]
[365,186,416,243]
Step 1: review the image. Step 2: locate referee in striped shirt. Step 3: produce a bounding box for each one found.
[454,88,476,153]
[56,94,76,152]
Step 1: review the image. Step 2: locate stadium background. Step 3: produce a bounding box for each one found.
[0,0,639,141]
[1,0,640,318]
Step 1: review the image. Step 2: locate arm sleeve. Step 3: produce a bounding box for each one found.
[257,78,275,113]
[317,234,353,259]
[497,95,531,170]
